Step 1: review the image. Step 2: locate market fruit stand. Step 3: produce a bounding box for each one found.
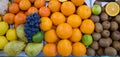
[0,0,120,56]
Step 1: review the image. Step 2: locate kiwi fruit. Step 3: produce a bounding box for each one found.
[100,12,108,21]
[102,21,111,30]
[97,48,104,55]
[110,21,118,31]
[86,48,95,56]
[111,31,120,40]
[90,41,99,50]
[94,1,102,7]
[115,15,120,24]
[101,30,110,38]
[90,15,100,23]
[95,23,103,33]
[92,32,101,41]
[99,38,111,47]
[106,38,112,45]
[112,41,120,51]
[105,47,117,56]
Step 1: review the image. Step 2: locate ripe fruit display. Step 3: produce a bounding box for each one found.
[2,0,120,56]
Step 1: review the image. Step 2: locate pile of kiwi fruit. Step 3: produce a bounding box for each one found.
[87,1,120,56]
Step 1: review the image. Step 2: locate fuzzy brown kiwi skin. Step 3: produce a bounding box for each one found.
[112,41,120,51]
[99,38,111,47]
[92,32,101,41]
[100,12,108,21]
[115,15,120,24]
[97,48,104,56]
[111,31,120,41]
[90,41,99,50]
[86,48,95,56]
[101,30,110,38]
[102,21,111,30]
[104,47,117,56]
[110,21,118,31]
[95,23,103,33]
[90,15,100,23]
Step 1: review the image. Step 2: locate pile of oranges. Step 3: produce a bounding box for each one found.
[41,0,95,56]
[3,0,95,56]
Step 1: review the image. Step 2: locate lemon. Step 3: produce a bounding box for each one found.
[6,29,17,41]
[0,21,9,36]
[0,36,8,49]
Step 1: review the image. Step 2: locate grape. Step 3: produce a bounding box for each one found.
[24,13,40,42]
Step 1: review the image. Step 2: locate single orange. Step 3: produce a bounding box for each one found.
[27,7,38,15]
[43,43,57,56]
[40,17,52,31]
[71,0,84,6]
[61,1,75,16]
[57,40,72,56]
[67,14,82,28]
[14,13,26,25]
[45,29,59,43]
[9,3,20,14]
[69,28,82,42]
[51,12,66,25]
[39,6,51,17]
[29,0,35,3]
[34,0,45,8]
[72,42,86,56]
[19,0,31,10]
[80,19,95,34]
[13,0,22,3]
[48,0,61,12]
[105,2,120,16]
[3,13,15,24]
[77,5,91,19]
[56,23,72,39]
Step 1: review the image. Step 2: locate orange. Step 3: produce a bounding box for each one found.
[3,13,15,24]
[40,17,52,31]
[80,19,95,34]
[51,12,66,25]
[48,0,61,12]
[27,7,38,15]
[67,14,82,28]
[19,0,31,10]
[13,0,22,3]
[57,40,72,56]
[77,5,91,19]
[34,0,45,8]
[105,2,119,16]
[43,43,57,56]
[71,0,84,6]
[39,6,51,17]
[61,1,75,16]
[14,13,26,25]
[69,28,82,42]
[9,3,20,14]
[29,0,35,3]
[56,23,72,39]
[72,42,86,56]
[45,29,59,43]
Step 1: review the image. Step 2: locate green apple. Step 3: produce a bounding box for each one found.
[32,31,44,43]
[92,5,101,15]
[82,34,93,46]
